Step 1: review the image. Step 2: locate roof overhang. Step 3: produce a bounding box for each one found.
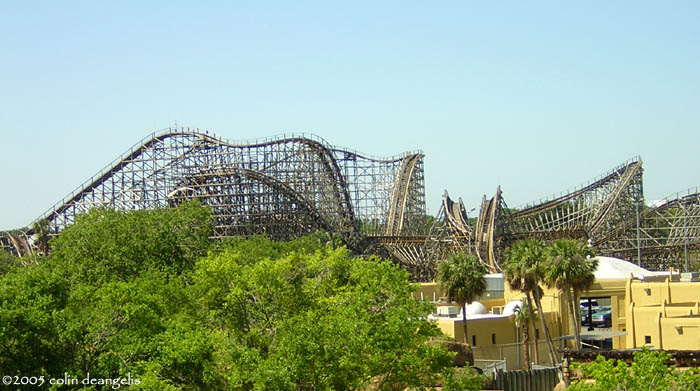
[561,330,627,341]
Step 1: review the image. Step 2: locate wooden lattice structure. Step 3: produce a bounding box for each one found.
[596,188,700,271]
[504,157,644,244]
[7,134,700,279]
[1,128,427,258]
[435,157,700,274]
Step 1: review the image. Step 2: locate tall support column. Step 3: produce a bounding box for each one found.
[636,202,642,267]
[635,167,644,267]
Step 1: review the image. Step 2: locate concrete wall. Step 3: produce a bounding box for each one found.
[436,315,518,347]
[626,277,700,350]
[660,316,700,349]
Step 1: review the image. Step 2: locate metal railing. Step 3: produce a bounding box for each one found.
[515,155,641,211]
[474,358,507,377]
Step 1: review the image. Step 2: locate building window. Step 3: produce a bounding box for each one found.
[535,329,540,340]
[492,333,496,344]
[472,335,477,346]
[645,336,652,344]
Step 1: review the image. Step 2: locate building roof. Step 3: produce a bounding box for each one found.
[594,256,668,279]
[461,301,488,316]
[561,329,628,341]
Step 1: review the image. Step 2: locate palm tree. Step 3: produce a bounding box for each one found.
[31,219,51,255]
[437,253,487,345]
[545,239,598,350]
[513,302,537,369]
[503,239,559,365]
[524,290,540,365]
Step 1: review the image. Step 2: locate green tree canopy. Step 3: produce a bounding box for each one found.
[191,239,474,390]
[49,201,213,285]
[568,348,700,391]
[0,203,483,390]
[0,249,18,276]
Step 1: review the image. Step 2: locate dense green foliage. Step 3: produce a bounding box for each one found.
[0,203,482,390]
[1,203,214,385]
[0,249,19,276]
[568,348,700,391]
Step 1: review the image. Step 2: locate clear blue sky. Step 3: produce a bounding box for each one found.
[2,1,700,230]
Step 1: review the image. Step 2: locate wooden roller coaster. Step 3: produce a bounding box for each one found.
[4,131,700,280]
[0,128,427,263]
[431,156,700,275]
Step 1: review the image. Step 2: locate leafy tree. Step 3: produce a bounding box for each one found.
[436,253,487,345]
[49,201,213,285]
[503,239,559,365]
[0,261,69,376]
[545,239,597,350]
[55,271,220,388]
[442,368,485,391]
[193,238,467,390]
[568,348,700,391]
[0,203,215,387]
[0,249,18,276]
[1,202,484,390]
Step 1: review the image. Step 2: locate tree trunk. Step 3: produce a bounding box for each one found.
[526,292,539,364]
[522,325,531,370]
[462,301,469,345]
[533,287,559,365]
[566,289,580,350]
[573,290,582,349]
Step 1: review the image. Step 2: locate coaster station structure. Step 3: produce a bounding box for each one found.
[0,128,428,261]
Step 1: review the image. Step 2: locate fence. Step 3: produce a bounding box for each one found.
[493,367,561,391]
[474,359,507,377]
[472,337,569,370]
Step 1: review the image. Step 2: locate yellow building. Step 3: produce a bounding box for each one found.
[625,273,700,349]
[414,257,700,370]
